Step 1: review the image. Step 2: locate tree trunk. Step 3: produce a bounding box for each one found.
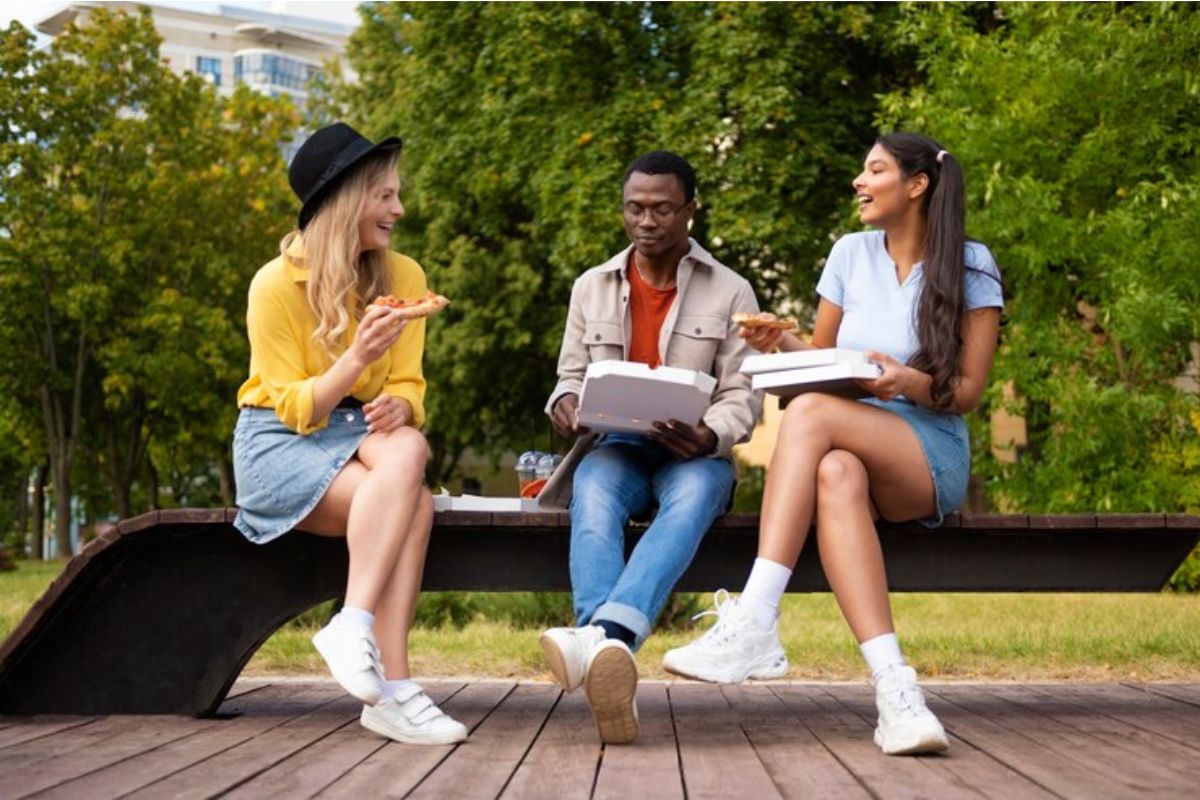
[217,453,234,507]
[15,473,29,553]
[147,458,160,511]
[51,459,72,559]
[32,464,47,560]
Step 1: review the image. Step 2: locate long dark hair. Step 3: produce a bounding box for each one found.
[876,132,970,410]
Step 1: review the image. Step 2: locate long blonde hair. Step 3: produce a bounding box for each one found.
[279,150,399,356]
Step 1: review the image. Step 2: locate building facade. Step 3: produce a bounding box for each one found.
[37,2,352,109]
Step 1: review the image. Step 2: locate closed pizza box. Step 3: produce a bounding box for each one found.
[578,360,717,435]
[751,361,882,399]
[432,494,539,513]
[741,348,874,375]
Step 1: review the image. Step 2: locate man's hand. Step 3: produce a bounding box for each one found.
[648,419,718,460]
[551,393,590,438]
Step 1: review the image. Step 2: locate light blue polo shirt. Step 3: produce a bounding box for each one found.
[815,230,1004,365]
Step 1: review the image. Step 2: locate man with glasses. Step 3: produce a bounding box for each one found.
[537,151,762,743]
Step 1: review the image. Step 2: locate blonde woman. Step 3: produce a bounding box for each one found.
[232,123,466,745]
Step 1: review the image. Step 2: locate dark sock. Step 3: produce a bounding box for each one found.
[596,619,637,648]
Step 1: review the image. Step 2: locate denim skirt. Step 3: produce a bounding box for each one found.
[232,406,370,544]
[860,397,970,528]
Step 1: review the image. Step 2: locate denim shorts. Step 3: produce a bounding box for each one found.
[860,397,970,528]
[232,406,370,544]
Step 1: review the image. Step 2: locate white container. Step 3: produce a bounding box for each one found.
[751,361,882,399]
[740,348,874,375]
[577,360,716,435]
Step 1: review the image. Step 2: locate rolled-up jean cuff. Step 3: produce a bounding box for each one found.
[591,601,651,650]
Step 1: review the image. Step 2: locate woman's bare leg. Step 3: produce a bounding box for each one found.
[371,488,433,679]
[814,450,893,642]
[756,394,937,568]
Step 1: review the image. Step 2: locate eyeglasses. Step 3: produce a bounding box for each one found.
[623,201,689,222]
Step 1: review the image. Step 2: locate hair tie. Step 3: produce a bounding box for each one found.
[936,149,949,164]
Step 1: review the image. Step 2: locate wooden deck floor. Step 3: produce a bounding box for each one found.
[1,680,1197,799]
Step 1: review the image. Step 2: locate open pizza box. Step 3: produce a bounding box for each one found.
[577,360,716,435]
[741,348,882,399]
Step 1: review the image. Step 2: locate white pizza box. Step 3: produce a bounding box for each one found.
[751,361,883,399]
[432,494,539,513]
[741,348,875,375]
[577,360,717,435]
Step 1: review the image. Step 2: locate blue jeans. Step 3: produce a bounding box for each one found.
[569,435,735,649]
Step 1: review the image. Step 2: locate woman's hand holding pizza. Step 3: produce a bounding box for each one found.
[365,394,412,433]
[733,312,799,353]
[350,304,407,366]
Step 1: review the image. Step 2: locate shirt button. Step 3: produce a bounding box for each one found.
[344,413,354,422]
[594,333,602,341]
[694,327,702,335]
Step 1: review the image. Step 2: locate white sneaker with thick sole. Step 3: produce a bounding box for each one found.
[539,625,606,692]
[361,684,468,745]
[872,664,950,755]
[662,590,789,684]
[584,639,640,744]
[312,619,384,706]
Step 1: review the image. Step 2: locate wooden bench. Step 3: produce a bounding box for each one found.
[0,508,1196,717]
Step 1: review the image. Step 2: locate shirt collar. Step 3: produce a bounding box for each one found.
[283,235,310,283]
[598,238,719,276]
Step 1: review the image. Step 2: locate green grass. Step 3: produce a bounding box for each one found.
[4,560,1198,681]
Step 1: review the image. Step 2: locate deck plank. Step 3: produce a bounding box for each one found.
[31,685,339,800]
[314,681,515,800]
[773,684,987,800]
[823,684,1057,800]
[120,689,355,799]
[592,682,684,800]
[223,683,465,799]
[1028,683,1200,751]
[982,685,1200,789]
[0,716,100,749]
[719,683,871,800]
[1,715,218,798]
[500,690,599,800]
[1136,683,1200,708]
[406,683,560,800]
[935,684,1192,797]
[670,682,783,800]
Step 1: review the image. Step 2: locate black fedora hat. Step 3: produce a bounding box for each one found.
[288,122,402,230]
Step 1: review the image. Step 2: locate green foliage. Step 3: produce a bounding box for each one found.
[338,2,919,482]
[0,10,297,535]
[879,3,1200,516]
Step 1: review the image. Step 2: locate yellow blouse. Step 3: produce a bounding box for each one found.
[236,239,428,435]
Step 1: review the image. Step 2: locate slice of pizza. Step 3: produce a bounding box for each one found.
[732,312,798,332]
[372,290,451,320]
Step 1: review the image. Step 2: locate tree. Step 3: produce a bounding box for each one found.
[337,2,918,483]
[0,10,296,549]
[879,2,1200,513]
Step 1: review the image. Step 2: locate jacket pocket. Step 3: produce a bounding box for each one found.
[583,319,624,361]
[668,315,726,371]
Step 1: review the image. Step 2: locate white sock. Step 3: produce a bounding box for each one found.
[383,678,420,701]
[739,557,792,631]
[860,632,905,682]
[336,605,375,630]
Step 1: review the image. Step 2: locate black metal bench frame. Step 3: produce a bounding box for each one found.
[0,508,1196,716]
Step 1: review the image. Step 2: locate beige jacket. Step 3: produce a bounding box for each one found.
[539,239,763,509]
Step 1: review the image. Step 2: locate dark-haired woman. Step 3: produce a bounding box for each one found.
[664,133,1003,755]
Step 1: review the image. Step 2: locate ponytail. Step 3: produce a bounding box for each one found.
[876,133,967,410]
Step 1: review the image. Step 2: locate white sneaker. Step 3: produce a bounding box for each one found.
[312,618,384,705]
[361,684,468,745]
[584,640,639,744]
[872,664,950,755]
[539,625,606,692]
[662,590,789,684]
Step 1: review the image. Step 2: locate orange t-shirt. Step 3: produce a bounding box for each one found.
[627,253,677,368]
